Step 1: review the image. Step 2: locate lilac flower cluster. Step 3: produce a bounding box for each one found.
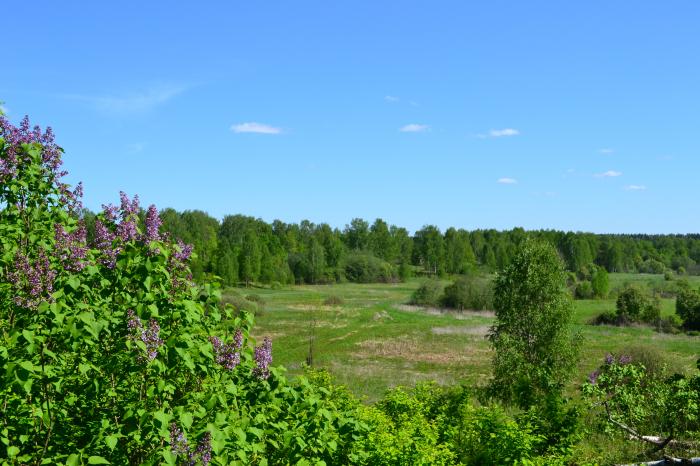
[145,204,161,242]
[126,310,164,362]
[94,219,120,269]
[210,329,244,370]
[174,240,193,262]
[7,249,57,309]
[0,115,62,182]
[169,424,212,466]
[168,240,195,296]
[54,222,88,272]
[588,353,633,385]
[116,192,140,242]
[253,337,273,380]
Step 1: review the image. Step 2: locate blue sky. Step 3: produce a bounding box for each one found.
[3,1,699,233]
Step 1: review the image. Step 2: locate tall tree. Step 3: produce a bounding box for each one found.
[489,241,581,408]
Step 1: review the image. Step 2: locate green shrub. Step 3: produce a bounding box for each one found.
[591,267,609,298]
[410,279,444,306]
[676,287,700,330]
[615,285,660,324]
[441,275,493,310]
[574,281,594,299]
[342,252,398,283]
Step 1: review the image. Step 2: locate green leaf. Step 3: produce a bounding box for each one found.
[66,454,81,466]
[105,434,119,450]
[87,456,110,464]
[7,446,19,457]
[180,412,193,429]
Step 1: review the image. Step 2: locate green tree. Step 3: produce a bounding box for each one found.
[345,218,370,251]
[444,228,476,274]
[676,287,700,330]
[489,241,581,408]
[414,225,445,276]
[590,267,609,299]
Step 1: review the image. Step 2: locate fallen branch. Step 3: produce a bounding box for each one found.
[619,457,700,465]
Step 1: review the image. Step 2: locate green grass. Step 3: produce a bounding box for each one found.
[227,275,700,402]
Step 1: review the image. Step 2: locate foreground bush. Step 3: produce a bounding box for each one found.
[0,116,365,464]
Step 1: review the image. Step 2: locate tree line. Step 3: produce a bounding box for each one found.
[81,209,700,286]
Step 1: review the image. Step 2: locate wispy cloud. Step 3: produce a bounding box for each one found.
[65,84,186,115]
[625,185,646,191]
[399,123,429,133]
[477,128,520,138]
[599,148,614,154]
[595,170,622,178]
[231,122,282,134]
[489,128,520,137]
[384,95,400,103]
[497,177,518,184]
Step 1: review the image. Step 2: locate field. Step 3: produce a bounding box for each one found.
[231,274,700,402]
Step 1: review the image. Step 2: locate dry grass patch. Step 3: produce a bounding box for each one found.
[431,325,491,336]
[354,336,490,364]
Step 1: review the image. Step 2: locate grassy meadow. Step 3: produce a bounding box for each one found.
[226,274,700,402]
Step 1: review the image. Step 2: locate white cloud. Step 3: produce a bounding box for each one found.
[384,95,400,103]
[231,122,282,134]
[399,123,429,133]
[625,185,647,191]
[489,128,520,137]
[595,170,622,178]
[497,177,517,184]
[599,148,614,154]
[65,84,186,115]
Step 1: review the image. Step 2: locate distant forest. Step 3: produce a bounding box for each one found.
[81,209,700,285]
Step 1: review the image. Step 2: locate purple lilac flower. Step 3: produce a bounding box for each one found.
[253,337,273,380]
[604,353,615,365]
[0,115,65,183]
[588,369,601,385]
[126,310,164,362]
[94,219,120,268]
[144,204,161,242]
[54,222,88,271]
[210,333,243,370]
[174,240,193,262]
[114,192,140,242]
[170,423,189,455]
[191,432,212,466]
[618,354,632,365]
[7,249,57,309]
[170,424,212,466]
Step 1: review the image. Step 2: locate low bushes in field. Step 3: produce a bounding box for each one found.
[342,251,398,283]
[410,279,444,306]
[441,275,493,310]
[410,275,494,311]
